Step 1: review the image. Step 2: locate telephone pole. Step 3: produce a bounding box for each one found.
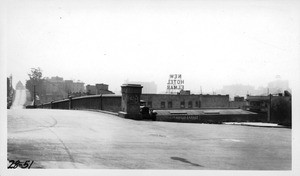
[33,85,36,108]
[268,93,272,122]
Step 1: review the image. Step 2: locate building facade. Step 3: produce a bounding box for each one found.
[7,76,14,108]
[246,95,270,113]
[267,78,290,94]
[140,94,230,110]
[86,83,114,95]
[65,80,85,93]
[246,92,291,125]
[42,77,85,103]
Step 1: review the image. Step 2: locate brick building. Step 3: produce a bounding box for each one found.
[246,95,270,113]
[140,93,230,110]
[229,96,247,108]
[43,77,85,102]
[65,80,85,93]
[246,92,291,125]
[86,83,114,95]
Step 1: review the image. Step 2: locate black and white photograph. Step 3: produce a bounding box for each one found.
[1,0,300,176]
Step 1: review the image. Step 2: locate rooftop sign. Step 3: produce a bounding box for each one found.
[167,74,184,94]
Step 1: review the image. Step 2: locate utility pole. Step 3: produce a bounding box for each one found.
[268,93,272,122]
[100,94,103,110]
[33,85,36,108]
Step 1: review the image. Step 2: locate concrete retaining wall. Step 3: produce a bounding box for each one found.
[37,95,122,113]
[52,99,69,109]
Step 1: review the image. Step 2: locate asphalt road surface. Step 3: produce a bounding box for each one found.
[10,89,26,109]
[7,90,291,169]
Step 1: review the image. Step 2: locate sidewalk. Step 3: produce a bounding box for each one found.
[223,122,287,128]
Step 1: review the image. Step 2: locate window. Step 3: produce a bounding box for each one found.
[148,101,152,108]
[161,102,165,108]
[168,101,172,108]
[195,101,201,108]
[188,101,193,108]
[180,101,185,108]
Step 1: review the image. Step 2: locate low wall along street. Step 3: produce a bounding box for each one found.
[35,84,267,123]
[37,94,122,113]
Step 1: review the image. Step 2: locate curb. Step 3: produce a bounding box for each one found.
[84,109,119,116]
[224,123,287,128]
[239,124,287,128]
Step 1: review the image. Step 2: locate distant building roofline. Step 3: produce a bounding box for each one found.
[121,84,143,88]
[246,95,270,101]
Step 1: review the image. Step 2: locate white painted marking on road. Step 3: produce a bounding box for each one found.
[149,133,167,137]
[223,139,243,142]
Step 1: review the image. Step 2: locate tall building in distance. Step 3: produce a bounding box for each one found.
[219,84,256,99]
[124,80,157,94]
[44,76,68,102]
[42,76,85,102]
[218,76,291,99]
[267,75,290,94]
[65,80,85,93]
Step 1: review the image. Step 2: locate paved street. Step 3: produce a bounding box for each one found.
[8,108,291,169]
[10,89,26,110]
[7,89,291,169]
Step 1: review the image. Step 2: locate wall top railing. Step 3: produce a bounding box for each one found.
[72,94,121,100]
[51,99,69,104]
[37,94,122,106]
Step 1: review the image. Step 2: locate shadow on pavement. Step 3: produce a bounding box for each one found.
[170,157,203,167]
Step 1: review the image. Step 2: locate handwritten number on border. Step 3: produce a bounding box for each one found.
[8,160,34,169]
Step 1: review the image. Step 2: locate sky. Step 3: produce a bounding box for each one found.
[4,0,300,93]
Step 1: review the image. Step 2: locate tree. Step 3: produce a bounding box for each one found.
[26,68,45,103]
[28,67,43,81]
[271,97,291,126]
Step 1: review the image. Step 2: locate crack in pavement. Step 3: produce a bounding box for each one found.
[12,116,58,133]
[46,127,77,168]
[11,115,77,168]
